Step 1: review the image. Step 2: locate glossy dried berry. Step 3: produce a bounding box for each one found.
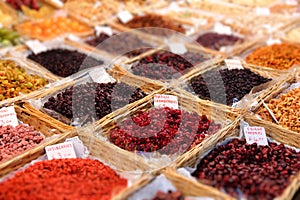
[131,51,209,80]
[43,82,147,125]
[192,138,300,200]
[189,68,271,105]
[109,107,221,155]
[27,48,104,77]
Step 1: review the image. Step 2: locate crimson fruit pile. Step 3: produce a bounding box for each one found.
[44,82,147,125]
[152,190,184,200]
[131,51,209,80]
[109,107,221,155]
[192,138,300,200]
[0,158,127,200]
[6,0,40,10]
[0,124,43,162]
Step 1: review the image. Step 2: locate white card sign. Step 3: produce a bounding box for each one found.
[169,43,187,54]
[154,94,178,109]
[94,26,113,36]
[89,68,116,83]
[224,59,244,70]
[66,136,88,158]
[255,7,270,15]
[244,126,268,146]
[50,0,63,7]
[118,11,134,24]
[0,106,18,127]
[25,40,47,54]
[286,0,298,5]
[214,23,232,35]
[46,142,77,160]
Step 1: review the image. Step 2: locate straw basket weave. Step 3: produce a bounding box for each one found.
[176,116,300,200]
[0,104,74,177]
[92,86,238,172]
[250,71,300,138]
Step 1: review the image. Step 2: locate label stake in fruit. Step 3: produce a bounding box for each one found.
[118,11,134,24]
[25,40,47,54]
[224,59,243,70]
[244,126,268,146]
[0,106,18,127]
[168,43,187,54]
[46,142,77,160]
[154,94,178,109]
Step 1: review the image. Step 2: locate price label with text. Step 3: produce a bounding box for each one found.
[214,23,232,35]
[25,40,47,54]
[118,11,133,24]
[89,68,116,83]
[0,106,18,127]
[46,142,77,160]
[94,26,113,36]
[154,94,178,109]
[244,126,268,146]
[169,43,187,55]
[225,59,244,70]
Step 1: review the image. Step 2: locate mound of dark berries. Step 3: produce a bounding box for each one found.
[109,107,221,155]
[192,138,300,200]
[196,32,243,50]
[131,51,209,80]
[86,32,152,58]
[189,68,271,105]
[43,82,147,125]
[0,124,43,162]
[27,48,104,77]
[152,190,184,200]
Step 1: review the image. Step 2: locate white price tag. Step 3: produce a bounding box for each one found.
[65,136,89,158]
[213,23,232,35]
[89,68,116,83]
[286,0,298,5]
[186,198,214,200]
[94,26,113,36]
[224,59,244,70]
[255,7,270,15]
[0,106,19,127]
[154,94,178,109]
[266,38,281,45]
[117,11,134,24]
[169,43,187,54]
[25,40,47,54]
[50,0,64,7]
[0,23,2,28]
[244,126,268,146]
[67,34,81,42]
[46,142,77,160]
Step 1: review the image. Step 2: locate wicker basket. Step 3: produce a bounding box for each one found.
[0,104,74,177]
[0,1,20,27]
[114,168,234,200]
[92,87,238,172]
[0,129,152,199]
[0,57,59,107]
[250,72,300,138]
[176,59,280,114]
[175,116,300,200]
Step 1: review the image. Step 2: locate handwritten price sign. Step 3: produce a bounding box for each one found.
[154,94,178,109]
[46,142,77,160]
[244,126,268,146]
[0,106,18,127]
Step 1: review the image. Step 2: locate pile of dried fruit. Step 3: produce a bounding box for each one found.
[245,43,300,70]
[192,138,300,200]
[257,86,300,133]
[121,14,185,36]
[86,32,152,57]
[17,17,91,39]
[196,32,243,51]
[44,82,147,124]
[131,51,209,80]
[0,60,48,101]
[5,0,40,11]
[27,48,104,77]
[152,190,184,200]
[0,28,21,47]
[0,158,127,199]
[189,68,271,105]
[109,107,221,154]
[0,124,43,162]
